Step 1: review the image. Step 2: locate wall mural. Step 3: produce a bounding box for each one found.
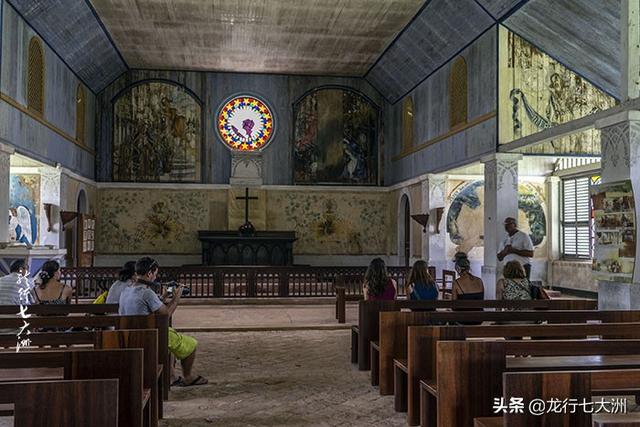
[9,175,39,246]
[499,27,616,154]
[446,180,547,258]
[96,190,211,253]
[293,88,379,185]
[267,191,388,254]
[112,81,201,182]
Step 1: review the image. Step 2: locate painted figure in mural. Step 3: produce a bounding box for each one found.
[341,137,367,182]
[8,207,34,246]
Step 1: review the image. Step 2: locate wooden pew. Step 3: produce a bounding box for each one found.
[335,286,362,324]
[376,309,638,396]
[0,379,119,427]
[355,299,598,370]
[0,304,119,316]
[0,313,171,401]
[406,322,640,426]
[431,339,640,427]
[501,369,640,426]
[0,328,162,426]
[0,348,148,427]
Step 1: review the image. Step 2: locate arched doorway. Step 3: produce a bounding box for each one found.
[399,194,411,267]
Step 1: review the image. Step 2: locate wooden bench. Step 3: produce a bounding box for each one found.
[335,286,363,324]
[376,309,639,396]
[0,379,119,426]
[405,322,640,426]
[0,313,171,401]
[428,339,640,427]
[0,303,119,316]
[0,348,149,427]
[355,299,597,370]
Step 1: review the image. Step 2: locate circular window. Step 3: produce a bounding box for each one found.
[217,96,274,151]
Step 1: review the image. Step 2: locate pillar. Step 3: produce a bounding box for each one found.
[39,165,62,247]
[545,176,561,287]
[0,143,15,243]
[422,174,447,272]
[595,111,640,308]
[481,153,522,298]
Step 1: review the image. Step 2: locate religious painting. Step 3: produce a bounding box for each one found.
[217,96,274,151]
[446,180,547,258]
[267,191,388,255]
[112,81,201,182]
[293,88,379,185]
[9,175,39,246]
[591,181,636,282]
[498,27,616,155]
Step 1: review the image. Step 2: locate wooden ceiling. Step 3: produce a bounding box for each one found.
[88,0,425,76]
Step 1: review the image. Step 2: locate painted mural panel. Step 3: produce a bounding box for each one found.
[96,190,211,253]
[498,27,616,154]
[112,82,201,182]
[446,180,547,258]
[293,88,379,185]
[9,175,39,246]
[267,191,388,254]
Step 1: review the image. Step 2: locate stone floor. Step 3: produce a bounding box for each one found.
[162,329,405,426]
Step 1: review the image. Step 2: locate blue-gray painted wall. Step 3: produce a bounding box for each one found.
[384,27,498,185]
[96,69,383,185]
[0,0,96,178]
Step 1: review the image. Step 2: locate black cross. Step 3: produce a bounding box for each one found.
[236,187,258,225]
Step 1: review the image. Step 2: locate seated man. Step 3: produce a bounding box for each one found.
[0,259,32,305]
[119,257,207,387]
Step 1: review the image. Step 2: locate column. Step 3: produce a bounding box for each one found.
[422,174,447,272]
[481,153,522,299]
[0,143,14,243]
[39,165,62,247]
[545,176,561,286]
[622,0,640,101]
[595,111,640,308]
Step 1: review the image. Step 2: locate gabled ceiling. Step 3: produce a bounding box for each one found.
[5,0,127,93]
[503,0,620,99]
[87,0,424,77]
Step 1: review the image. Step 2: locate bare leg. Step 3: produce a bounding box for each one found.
[180,349,196,382]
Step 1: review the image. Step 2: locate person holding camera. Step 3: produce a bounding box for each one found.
[118,257,208,387]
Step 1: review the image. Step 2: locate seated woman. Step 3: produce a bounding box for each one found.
[496,260,532,301]
[451,255,484,300]
[362,258,396,301]
[407,260,438,301]
[105,261,136,304]
[32,260,72,305]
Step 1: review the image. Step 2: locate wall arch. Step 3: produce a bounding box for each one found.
[398,190,412,267]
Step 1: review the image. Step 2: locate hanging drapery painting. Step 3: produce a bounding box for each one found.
[293,88,379,185]
[112,81,201,182]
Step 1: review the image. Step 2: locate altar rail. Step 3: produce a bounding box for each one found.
[61,266,412,301]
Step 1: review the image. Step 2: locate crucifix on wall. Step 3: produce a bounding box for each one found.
[236,187,258,236]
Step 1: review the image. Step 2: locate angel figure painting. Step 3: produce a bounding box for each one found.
[112,81,201,182]
[9,175,39,246]
[293,88,379,185]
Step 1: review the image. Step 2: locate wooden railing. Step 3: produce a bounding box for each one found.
[61,266,412,301]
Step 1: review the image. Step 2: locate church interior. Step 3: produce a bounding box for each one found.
[1,0,640,426]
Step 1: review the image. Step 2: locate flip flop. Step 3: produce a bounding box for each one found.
[170,376,184,386]
[178,375,208,387]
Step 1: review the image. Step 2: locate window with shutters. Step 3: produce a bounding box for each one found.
[76,85,85,144]
[561,175,600,259]
[27,37,45,115]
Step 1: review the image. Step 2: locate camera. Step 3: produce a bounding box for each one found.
[165,281,191,297]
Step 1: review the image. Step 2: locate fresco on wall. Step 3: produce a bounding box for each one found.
[9,175,39,246]
[293,88,379,185]
[113,82,201,182]
[499,27,616,154]
[446,180,547,257]
[96,190,212,253]
[267,191,388,254]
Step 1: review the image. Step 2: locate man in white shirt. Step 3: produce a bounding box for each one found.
[497,217,534,279]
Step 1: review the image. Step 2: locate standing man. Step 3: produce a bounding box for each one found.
[497,217,534,279]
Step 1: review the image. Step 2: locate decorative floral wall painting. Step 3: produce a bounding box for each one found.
[293,88,379,185]
[446,180,547,258]
[112,81,201,182]
[9,175,39,246]
[591,181,636,282]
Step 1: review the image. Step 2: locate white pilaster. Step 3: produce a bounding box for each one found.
[0,143,15,243]
[481,153,522,298]
[422,174,447,272]
[622,0,640,101]
[545,176,561,286]
[39,165,62,248]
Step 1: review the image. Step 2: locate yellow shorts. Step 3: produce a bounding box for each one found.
[168,327,197,360]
